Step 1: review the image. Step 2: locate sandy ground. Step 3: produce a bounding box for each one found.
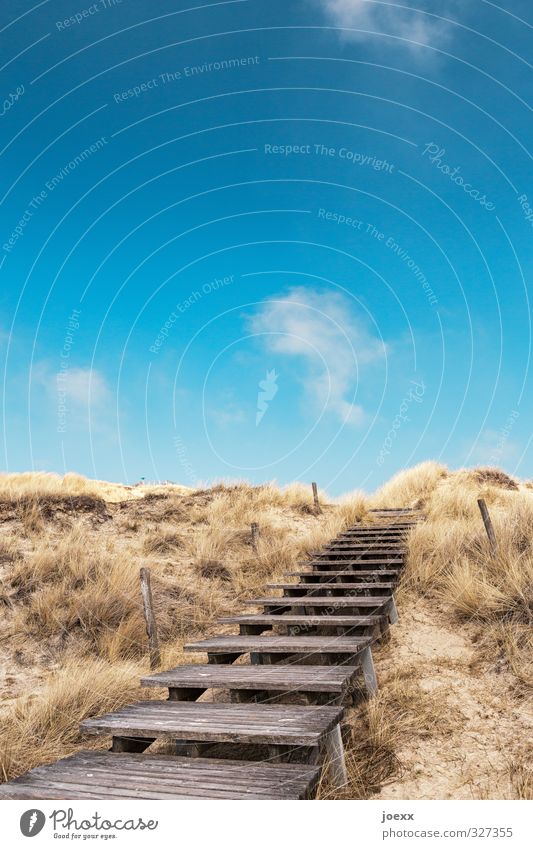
[1,488,530,799]
[372,596,532,800]
[0,495,335,707]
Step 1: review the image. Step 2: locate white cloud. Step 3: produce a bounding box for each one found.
[317,0,453,50]
[209,406,247,427]
[247,287,385,426]
[57,367,111,406]
[33,363,112,428]
[470,428,519,466]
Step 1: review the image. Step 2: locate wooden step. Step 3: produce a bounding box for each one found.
[286,570,400,579]
[369,508,420,512]
[364,513,423,528]
[185,634,372,659]
[306,557,403,566]
[329,541,405,547]
[245,596,392,609]
[0,751,321,800]
[324,543,406,550]
[336,537,405,542]
[367,519,419,524]
[331,534,408,540]
[319,549,405,557]
[364,519,418,523]
[309,552,404,559]
[219,614,384,631]
[326,542,406,547]
[343,524,409,529]
[367,518,419,524]
[267,582,395,592]
[81,700,344,747]
[141,663,357,694]
[338,532,407,538]
[343,524,409,528]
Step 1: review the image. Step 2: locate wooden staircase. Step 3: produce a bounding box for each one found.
[0,507,422,800]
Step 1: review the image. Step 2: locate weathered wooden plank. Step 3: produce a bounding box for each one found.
[219,614,383,628]
[334,530,409,536]
[0,752,321,800]
[336,538,406,543]
[339,528,407,533]
[323,544,406,550]
[286,570,400,578]
[50,751,317,785]
[141,663,357,693]
[80,701,343,746]
[335,540,405,546]
[369,507,420,512]
[334,530,409,535]
[15,765,284,790]
[354,521,416,525]
[339,535,407,540]
[307,554,403,560]
[308,553,404,560]
[244,596,392,608]
[185,634,372,654]
[267,582,396,591]
[340,528,407,533]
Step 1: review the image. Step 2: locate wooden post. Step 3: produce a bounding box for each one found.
[477,499,497,553]
[312,482,321,513]
[323,724,348,787]
[360,646,378,697]
[386,595,399,624]
[251,522,259,553]
[140,567,161,670]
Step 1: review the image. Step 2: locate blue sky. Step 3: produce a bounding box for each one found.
[1,0,532,494]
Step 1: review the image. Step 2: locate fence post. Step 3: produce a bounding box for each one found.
[312,482,322,514]
[140,567,161,670]
[477,499,497,553]
[251,522,259,553]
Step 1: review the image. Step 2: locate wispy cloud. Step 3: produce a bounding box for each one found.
[247,287,385,426]
[57,367,111,406]
[470,427,519,467]
[316,0,454,51]
[209,405,247,427]
[34,363,112,431]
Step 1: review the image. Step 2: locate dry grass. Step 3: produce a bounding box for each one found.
[8,525,146,658]
[389,464,533,689]
[0,465,530,799]
[0,658,144,782]
[0,471,191,505]
[509,756,533,800]
[0,472,367,784]
[339,462,531,799]
[370,461,448,509]
[318,668,462,799]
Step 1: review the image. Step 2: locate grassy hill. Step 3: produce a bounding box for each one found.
[0,464,530,798]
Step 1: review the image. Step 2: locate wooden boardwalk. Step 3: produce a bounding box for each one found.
[0,507,421,800]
